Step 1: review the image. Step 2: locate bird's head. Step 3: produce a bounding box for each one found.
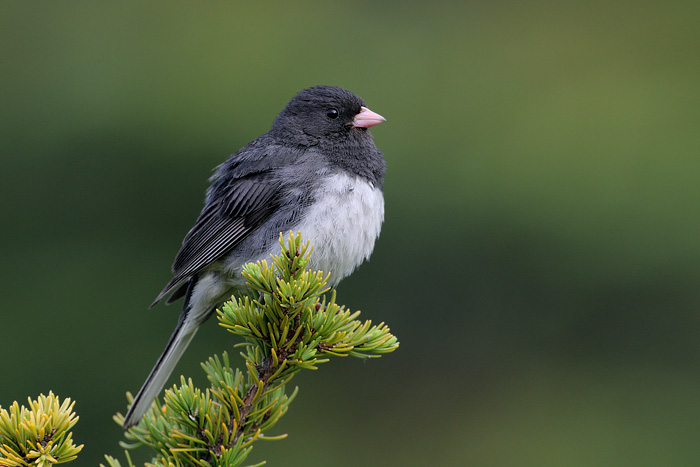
[271,85,385,143]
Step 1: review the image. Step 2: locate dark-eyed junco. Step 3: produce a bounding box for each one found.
[123,85,387,428]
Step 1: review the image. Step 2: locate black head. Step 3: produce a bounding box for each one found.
[268,85,386,186]
[270,85,380,143]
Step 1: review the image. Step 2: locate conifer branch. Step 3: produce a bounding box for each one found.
[104,231,399,467]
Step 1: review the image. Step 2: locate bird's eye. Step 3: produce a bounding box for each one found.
[326,108,339,119]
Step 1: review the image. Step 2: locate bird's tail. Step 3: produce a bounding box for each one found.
[122,310,199,429]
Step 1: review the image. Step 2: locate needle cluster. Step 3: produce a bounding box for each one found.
[0,392,82,467]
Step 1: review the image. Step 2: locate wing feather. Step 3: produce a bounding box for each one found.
[151,167,281,307]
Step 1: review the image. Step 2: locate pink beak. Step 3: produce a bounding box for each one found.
[352,106,386,128]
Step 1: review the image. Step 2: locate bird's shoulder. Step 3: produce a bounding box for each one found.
[207,135,333,212]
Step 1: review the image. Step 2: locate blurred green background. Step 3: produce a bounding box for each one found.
[2,1,700,465]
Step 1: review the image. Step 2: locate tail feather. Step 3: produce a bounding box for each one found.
[122,315,199,428]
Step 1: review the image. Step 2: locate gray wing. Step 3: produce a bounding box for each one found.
[150,169,281,307]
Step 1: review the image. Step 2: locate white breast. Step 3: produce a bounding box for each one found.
[294,173,384,284]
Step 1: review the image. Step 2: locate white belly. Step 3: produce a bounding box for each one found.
[294,173,384,284]
[192,173,384,321]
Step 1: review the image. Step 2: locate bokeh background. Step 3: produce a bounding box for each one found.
[2,1,700,466]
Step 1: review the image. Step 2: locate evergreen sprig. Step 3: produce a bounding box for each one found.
[108,232,398,467]
[0,392,82,467]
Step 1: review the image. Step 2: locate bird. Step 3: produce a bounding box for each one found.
[123,85,387,428]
